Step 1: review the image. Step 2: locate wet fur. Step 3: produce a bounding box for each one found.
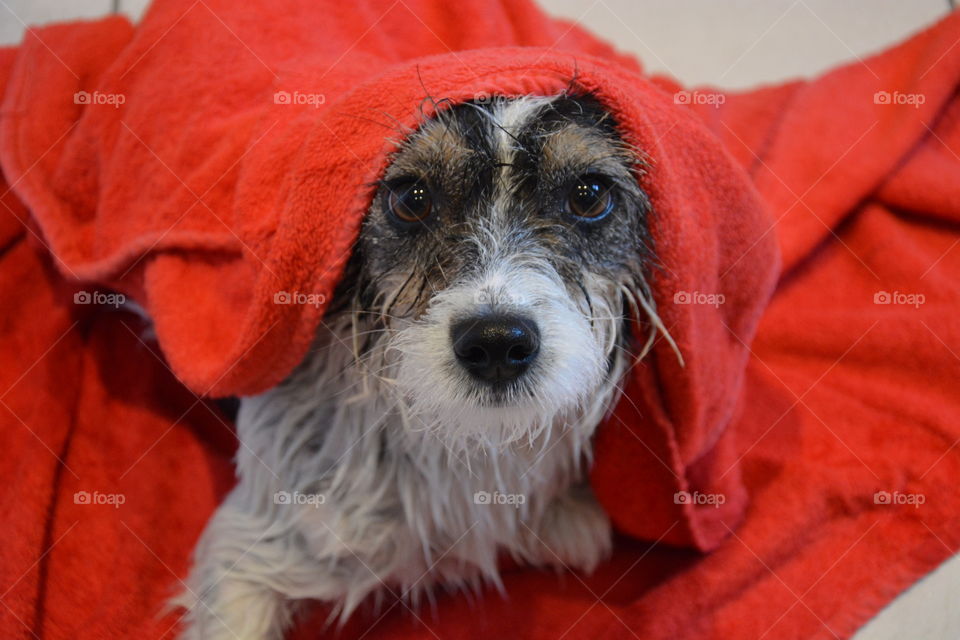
[176,94,662,639]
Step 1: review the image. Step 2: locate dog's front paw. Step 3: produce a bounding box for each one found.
[528,484,612,573]
[174,579,288,640]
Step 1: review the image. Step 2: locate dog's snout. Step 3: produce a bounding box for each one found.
[451,314,540,384]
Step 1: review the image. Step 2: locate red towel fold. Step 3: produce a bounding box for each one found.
[1,1,959,638]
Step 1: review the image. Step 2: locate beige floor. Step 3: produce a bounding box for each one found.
[1,1,958,638]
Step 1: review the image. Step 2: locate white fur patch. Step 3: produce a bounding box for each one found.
[393,250,610,451]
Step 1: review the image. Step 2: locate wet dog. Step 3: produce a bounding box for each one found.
[178,93,663,639]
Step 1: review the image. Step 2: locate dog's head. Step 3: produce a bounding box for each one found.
[338,94,658,450]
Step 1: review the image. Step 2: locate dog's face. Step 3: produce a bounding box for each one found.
[342,94,654,449]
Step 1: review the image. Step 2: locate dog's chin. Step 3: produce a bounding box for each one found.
[394,376,608,452]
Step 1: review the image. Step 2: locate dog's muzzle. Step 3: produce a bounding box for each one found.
[450,313,540,385]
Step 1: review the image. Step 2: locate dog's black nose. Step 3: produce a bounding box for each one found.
[451,314,540,384]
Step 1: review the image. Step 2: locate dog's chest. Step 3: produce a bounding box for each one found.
[237,364,587,589]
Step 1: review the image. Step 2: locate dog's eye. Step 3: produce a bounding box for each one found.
[566,175,614,220]
[385,180,433,224]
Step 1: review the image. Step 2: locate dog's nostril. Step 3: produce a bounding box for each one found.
[462,346,488,366]
[507,344,533,363]
[451,314,540,384]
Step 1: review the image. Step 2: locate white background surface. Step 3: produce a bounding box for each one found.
[1,1,958,638]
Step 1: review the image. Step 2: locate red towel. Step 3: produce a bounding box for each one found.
[1,1,958,638]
